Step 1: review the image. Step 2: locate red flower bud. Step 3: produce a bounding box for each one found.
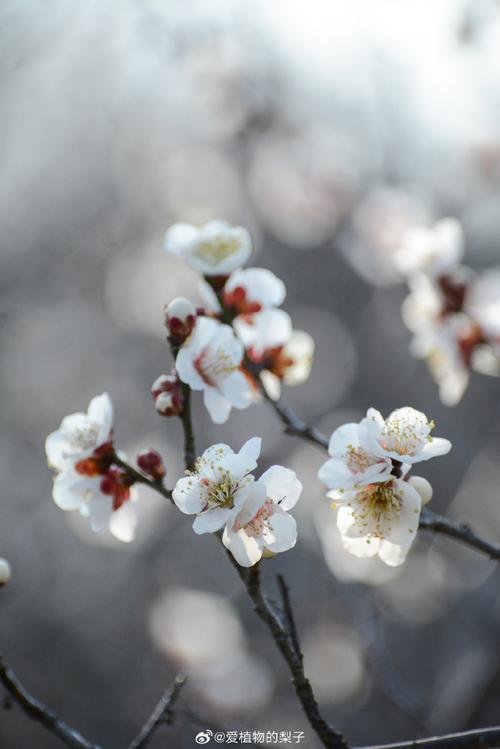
[137,448,165,480]
[164,297,196,343]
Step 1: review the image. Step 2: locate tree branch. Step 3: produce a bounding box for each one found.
[276,573,303,664]
[226,558,348,749]
[113,456,173,502]
[0,655,103,749]
[356,725,500,749]
[419,507,500,561]
[178,384,196,472]
[127,675,186,749]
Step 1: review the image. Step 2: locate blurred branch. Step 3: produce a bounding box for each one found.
[261,385,500,562]
[419,507,500,561]
[128,675,186,749]
[0,655,103,749]
[357,725,500,749]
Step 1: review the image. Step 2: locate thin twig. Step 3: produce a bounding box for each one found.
[178,384,196,472]
[356,725,500,749]
[276,574,303,664]
[226,559,348,749]
[113,456,173,502]
[0,655,102,749]
[127,675,186,749]
[260,382,500,564]
[419,507,500,561]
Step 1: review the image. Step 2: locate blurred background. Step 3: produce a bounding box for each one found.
[2,0,500,746]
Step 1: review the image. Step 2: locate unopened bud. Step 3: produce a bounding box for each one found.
[408,476,433,506]
[155,390,182,416]
[0,558,12,586]
[137,449,165,480]
[165,297,196,343]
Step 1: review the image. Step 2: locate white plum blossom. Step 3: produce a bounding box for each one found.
[318,407,451,566]
[52,466,138,543]
[175,316,253,423]
[223,465,302,566]
[466,269,500,340]
[172,438,262,534]
[46,394,138,543]
[360,407,451,465]
[258,330,315,400]
[318,421,394,492]
[328,477,423,567]
[164,219,252,276]
[199,267,292,355]
[395,218,464,278]
[45,393,113,470]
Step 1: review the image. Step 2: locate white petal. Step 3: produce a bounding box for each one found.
[88,494,113,531]
[417,437,452,460]
[341,534,380,558]
[45,431,72,470]
[222,526,263,567]
[233,481,267,527]
[219,370,252,409]
[328,422,361,457]
[239,437,262,465]
[87,392,113,445]
[259,465,302,510]
[172,477,206,515]
[109,501,137,543]
[164,223,199,256]
[193,507,233,534]
[225,267,286,307]
[263,510,297,553]
[175,347,206,390]
[52,471,88,510]
[378,540,413,566]
[203,387,232,424]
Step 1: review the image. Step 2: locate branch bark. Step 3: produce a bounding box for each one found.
[0,655,103,749]
[356,725,500,749]
[127,675,186,749]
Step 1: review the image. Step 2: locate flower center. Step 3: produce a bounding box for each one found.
[193,234,240,266]
[345,482,403,539]
[64,421,100,451]
[194,346,238,386]
[237,498,275,536]
[379,417,433,456]
[202,473,239,509]
[345,445,374,474]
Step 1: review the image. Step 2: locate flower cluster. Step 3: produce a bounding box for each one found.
[318,407,451,566]
[396,218,500,405]
[45,394,138,542]
[163,219,314,423]
[172,438,302,566]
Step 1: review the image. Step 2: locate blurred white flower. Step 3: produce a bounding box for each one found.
[172,438,261,534]
[328,477,422,567]
[164,219,252,276]
[51,465,138,543]
[0,558,12,586]
[256,330,315,400]
[200,267,292,355]
[164,296,197,343]
[45,393,113,471]
[175,316,253,423]
[396,218,464,278]
[466,268,500,339]
[223,465,302,566]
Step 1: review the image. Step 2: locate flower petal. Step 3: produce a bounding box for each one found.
[222,526,263,567]
[259,465,302,510]
[193,507,233,534]
[172,477,206,515]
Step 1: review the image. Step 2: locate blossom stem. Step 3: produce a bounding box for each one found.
[113,456,173,502]
[178,383,196,472]
[127,675,186,749]
[0,655,103,749]
[276,573,303,664]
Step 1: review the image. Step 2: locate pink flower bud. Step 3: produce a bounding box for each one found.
[151,373,183,416]
[165,297,196,343]
[154,390,182,416]
[0,558,12,587]
[137,449,165,480]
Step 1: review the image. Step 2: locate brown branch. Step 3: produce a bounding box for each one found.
[127,675,186,749]
[0,655,103,749]
[260,387,329,449]
[356,725,500,749]
[276,573,303,664]
[419,507,500,561]
[113,456,173,502]
[226,558,348,749]
[178,384,196,472]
